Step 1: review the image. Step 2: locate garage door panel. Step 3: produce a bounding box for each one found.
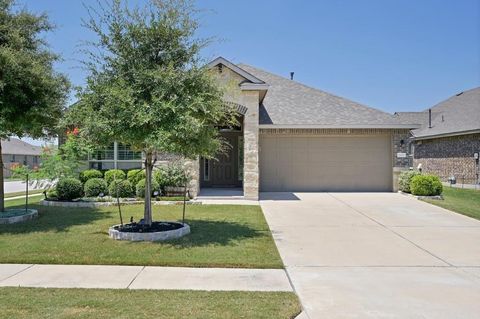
[260,135,392,192]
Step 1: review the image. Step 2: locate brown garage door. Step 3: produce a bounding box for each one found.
[259,134,393,192]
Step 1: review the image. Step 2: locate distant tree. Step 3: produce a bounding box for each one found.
[0,0,70,211]
[67,0,236,225]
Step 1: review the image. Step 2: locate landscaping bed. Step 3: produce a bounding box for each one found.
[1,197,283,268]
[0,209,38,224]
[0,287,301,319]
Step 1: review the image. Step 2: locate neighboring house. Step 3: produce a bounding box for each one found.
[395,87,480,184]
[180,57,418,199]
[1,138,43,178]
[88,142,143,171]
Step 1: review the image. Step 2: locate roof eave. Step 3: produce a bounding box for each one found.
[259,124,420,129]
[412,129,480,140]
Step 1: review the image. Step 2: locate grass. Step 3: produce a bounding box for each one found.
[423,187,480,220]
[0,287,301,319]
[4,189,45,199]
[0,197,283,268]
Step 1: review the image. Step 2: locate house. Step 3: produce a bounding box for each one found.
[1,138,43,178]
[395,87,480,184]
[183,57,419,199]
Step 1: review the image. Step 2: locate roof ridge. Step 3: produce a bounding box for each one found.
[238,63,395,117]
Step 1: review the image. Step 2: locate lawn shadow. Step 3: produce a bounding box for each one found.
[167,219,264,248]
[0,203,112,234]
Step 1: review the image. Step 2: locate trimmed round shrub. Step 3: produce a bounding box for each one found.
[84,178,109,197]
[127,169,146,186]
[108,180,134,198]
[410,174,443,196]
[398,170,421,193]
[56,178,84,201]
[79,169,103,184]
[104,169,126,185]
[136,178,161,198]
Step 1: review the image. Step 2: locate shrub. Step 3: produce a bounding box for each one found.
[56,178,84,201]
[46,188,58,199]
[84,178,109,197]
[135,178,161,198]
[398,170,421,193]
[108,180,134,198]
[154,164,190,190]
[104,169,126,185]
[127,169,145,186]
[79,169,103,184]
[410,174,443,196]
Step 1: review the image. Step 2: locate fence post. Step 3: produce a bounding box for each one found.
[25,173,29,213]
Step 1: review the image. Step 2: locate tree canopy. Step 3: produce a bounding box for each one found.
[67,0,236,225]
[0,0,70,211]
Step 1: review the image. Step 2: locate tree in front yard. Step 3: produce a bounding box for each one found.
[0,0,70,211]
[66,0,236,225]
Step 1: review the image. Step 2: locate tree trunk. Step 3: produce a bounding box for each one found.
[143,151,153,226]
[0,139,4,212]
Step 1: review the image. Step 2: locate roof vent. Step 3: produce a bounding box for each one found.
[290,72,294,80]
[428,109,432,128]
[456,91,464,96]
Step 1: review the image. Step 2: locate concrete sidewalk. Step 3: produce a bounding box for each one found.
[0,264,292,292]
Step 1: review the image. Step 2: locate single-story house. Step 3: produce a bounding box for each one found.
[1,138,43,178]
[395,87,480,184]
[182,57,419,199]
[85,57,420,198]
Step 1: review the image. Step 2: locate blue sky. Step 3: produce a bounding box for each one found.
[18,0,480,145]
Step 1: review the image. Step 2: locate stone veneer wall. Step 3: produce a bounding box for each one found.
[242,92,260,200]
[413,133,480,184]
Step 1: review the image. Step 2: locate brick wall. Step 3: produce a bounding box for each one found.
[413,133,480,184]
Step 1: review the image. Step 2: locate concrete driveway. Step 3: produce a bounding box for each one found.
[260,192,480,319]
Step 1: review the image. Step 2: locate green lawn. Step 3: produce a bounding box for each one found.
[0,197,283,268]
[0,287,301,319]
[4,189,45,199]
[423,187,480,220]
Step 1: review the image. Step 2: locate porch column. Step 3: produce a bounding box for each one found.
[243,91,260,200]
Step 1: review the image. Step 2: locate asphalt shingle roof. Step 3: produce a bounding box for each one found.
[407,87,480,138]
[1,138,43,156]
[237,63,414,127]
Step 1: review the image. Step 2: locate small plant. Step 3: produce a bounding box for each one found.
[84,178,109,197]
[108,180,134,198]
[127,169,145,187]
[46,188,58,199]
[399,170,421,193]
[79,169,103,184]
[410,174,443,196]
[56,178,84,201]
[104,169,126,185]
[136,178,161,198]
[154,164,190,190]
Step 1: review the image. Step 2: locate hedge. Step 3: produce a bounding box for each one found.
[84,178,109,197]
[398,170,421,193]
[127,169,146,187]
[79,169,103,184]
[410,174,443,196]
[108,180,134,198]
[56,178,84,201]
[104,169,126,185]
[135,178,161,198]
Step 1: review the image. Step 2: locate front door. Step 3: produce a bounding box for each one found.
[200,132,242,188]
[212,134,237,186]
